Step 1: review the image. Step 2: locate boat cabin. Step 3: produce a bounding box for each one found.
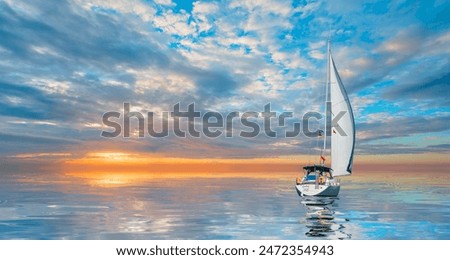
[299,165,334,184]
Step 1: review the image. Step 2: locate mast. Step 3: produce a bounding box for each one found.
[320,40,331,165]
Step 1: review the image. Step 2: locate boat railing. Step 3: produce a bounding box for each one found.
[329,178,340,186]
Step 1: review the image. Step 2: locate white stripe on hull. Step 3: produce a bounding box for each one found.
[295,184,340,197]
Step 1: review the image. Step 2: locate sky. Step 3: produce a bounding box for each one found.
[0,0,449,163]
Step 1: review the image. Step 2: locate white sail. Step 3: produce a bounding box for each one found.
[329,54,355,176]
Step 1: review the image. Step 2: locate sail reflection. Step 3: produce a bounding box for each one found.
[300,197,351,239]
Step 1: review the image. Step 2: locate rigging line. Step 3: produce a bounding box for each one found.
[307,122,312,165]
[321,39,331,165]
[312,68,327,165]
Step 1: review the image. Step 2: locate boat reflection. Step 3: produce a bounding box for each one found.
[300,197,351,239]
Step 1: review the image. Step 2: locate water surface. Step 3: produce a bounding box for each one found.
[0,169,448,239]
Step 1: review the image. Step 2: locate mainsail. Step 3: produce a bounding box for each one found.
[329,53,355,176]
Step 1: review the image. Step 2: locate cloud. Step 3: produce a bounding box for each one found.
[0,81,68,120]
[75,0,157,22]
[153,9,195,36]
[357,116,450,143]
[0,0,448,158]
[426,144,450,152]
[153,0,175,7]
[0,1,170,69]
[0,0,252,110]
[356,143,450,155]
[383,71,450,106]
[0,132,79,155]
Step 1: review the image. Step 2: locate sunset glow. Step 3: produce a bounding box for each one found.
[55,151,450,188]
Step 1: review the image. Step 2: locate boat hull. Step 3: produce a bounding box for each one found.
[295,184,340,197]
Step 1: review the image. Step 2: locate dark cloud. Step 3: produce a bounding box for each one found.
[357,116,450,143]
[0,132,78,145]
[426,144,450,151]
[0,1,170,70]
[356,143,424,155]
[356,143,450,155]
[189,67,241,97]
[383,71,450,106]
[0,132,79,154]
[0,0,246,107]
[0,81,84,120]
[338,27,448,95]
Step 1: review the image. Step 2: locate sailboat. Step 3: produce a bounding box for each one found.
[295,43,355,197]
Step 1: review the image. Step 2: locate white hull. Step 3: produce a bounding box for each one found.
[295,184,340,197]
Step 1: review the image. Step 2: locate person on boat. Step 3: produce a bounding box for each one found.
[318,174,325,185]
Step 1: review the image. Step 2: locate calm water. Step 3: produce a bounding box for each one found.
[0,170,449,239]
